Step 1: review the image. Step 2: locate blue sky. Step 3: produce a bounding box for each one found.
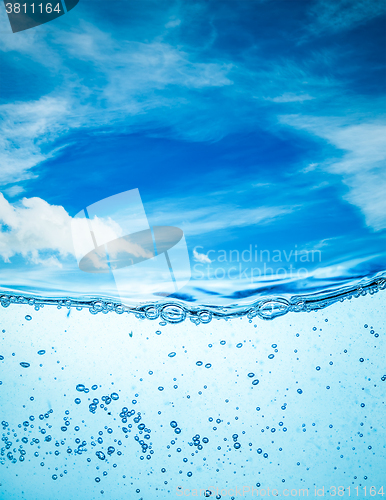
[0,0,385,302]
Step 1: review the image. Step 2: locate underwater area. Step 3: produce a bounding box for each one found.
[0,285,385,499]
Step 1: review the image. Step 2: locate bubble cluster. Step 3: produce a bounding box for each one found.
[1,293,383,497]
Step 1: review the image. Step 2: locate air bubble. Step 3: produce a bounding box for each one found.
[198,311,212,324]
[145,306,159,320]
[161,305,186,324]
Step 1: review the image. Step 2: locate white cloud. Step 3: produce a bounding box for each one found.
[280,115,386,231]
[193,248,212,264]
[0,193,75,263]
[265,93,314,103]
[0,193,146,265]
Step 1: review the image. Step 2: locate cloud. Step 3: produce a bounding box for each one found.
[165,19,181,29]
[193,248,212,264]
[265,93,314,103]
[1,3,372,189]
[0,20,234,187]
[184,205,296,235]
[0,96,74,185]
[0,189,298,267]
[3,185,25,198]
[147,197,297,236]
[0,193,75,263]
[57,24,233,91]
[280,115,386,231]
[307,0,385,34]
[0,0,383,213]
[0,193,147,265]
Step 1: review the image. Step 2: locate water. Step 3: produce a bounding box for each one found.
[1,0,385,497]
[0,287,385,499]
[1,270,385,322]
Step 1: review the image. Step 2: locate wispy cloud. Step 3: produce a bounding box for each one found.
[0,3,384,238]
[280,114,386,231]
[0,96,73,185]
[0,19,234,186]
[146,198,297,236]
[165,19,181,29]
[2,0,376,191]
[307,0,385,35]
[3,185,25,198]
[265,93,314,103]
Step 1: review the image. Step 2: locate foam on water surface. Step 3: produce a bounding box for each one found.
[1,271,385,323]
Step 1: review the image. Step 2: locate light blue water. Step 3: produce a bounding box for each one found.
[0,284,385,499]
